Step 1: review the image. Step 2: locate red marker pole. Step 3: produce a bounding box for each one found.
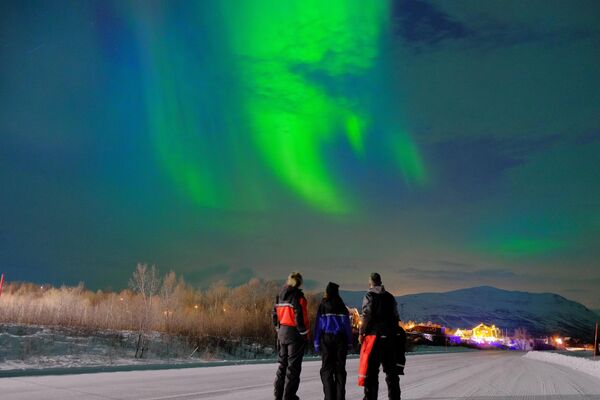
[0,273,4,297]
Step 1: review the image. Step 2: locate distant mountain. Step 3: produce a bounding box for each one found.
[340,286,598,339]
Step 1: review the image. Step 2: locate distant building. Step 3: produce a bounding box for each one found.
[472,323,501,341]
[454,328,472,338]
[411,324,445,336]
[454,323,502,345]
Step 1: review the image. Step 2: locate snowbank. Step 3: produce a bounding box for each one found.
[525,351,600,379]
[0,324,274,372]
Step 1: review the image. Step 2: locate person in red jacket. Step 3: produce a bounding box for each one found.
[273,272,310,400]
[358,273,402,400]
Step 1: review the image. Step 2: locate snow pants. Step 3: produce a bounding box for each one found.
[320,333,348,400]
[363,336,400,400]
[274,338,306,400]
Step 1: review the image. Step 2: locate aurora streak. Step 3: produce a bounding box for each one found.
[130,0,427,213]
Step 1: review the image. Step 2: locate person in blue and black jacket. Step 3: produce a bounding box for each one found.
[314,282,353,400]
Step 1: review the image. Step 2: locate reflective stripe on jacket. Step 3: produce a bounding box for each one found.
[314,313,353,348]
[358,335,377,386]
[273,286,310,336]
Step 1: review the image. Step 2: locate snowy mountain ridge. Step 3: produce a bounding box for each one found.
[340,286,598,338]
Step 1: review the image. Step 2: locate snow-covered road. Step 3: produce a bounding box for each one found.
[2,352,600,399]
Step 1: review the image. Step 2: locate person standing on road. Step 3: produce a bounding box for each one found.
[358,273,403,400]
[273,272,310,400]
[314,282,353,400]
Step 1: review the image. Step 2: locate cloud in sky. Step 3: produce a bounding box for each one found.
[396,266,518,282]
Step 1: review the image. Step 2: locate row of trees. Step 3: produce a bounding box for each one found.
[0,264,321,356]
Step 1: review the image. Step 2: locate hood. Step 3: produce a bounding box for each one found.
[326,282,340,298]
[369,285,385,295]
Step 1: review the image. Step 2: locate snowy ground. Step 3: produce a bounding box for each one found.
[0,324,275,371]
[554,349,597,359]
[3,351,600,400]
[0,324,199,370]
[525,351,600,379]
[0,324,471,373]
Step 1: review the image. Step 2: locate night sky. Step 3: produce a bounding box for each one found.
[1,1,599,307]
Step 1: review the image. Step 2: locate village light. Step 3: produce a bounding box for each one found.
[194,305,199,310]
[454,323,502,346]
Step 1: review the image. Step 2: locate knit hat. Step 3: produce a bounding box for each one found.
[325,281,340,298]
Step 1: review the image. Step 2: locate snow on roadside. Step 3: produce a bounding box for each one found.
[0,324,278,371]
[525,351,600,379]
[1,323,477,373]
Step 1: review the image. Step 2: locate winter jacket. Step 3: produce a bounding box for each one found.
[396,326,407,375]
[313,297,353,352]
[359,285,399,337]
[273,285,310,342]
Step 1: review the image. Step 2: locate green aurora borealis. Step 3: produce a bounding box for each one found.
[136,1,426,214]
[1,1,599,306]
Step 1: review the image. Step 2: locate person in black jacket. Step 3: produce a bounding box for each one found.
[359,273,401,400]
[314,282,353,400]
[273,272,310,400]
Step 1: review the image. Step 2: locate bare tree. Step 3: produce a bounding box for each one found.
[129,263,161,358]
[161,271,178,333]
[514,327,531,351]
